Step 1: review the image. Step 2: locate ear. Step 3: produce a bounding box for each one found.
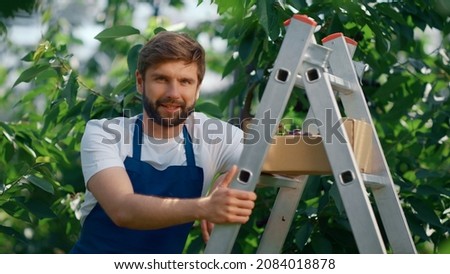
[135,70,143,94]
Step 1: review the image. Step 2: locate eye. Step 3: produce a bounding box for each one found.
[154,76,167,83]
[180,79,194,86]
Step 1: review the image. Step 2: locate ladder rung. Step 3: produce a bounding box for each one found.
[258,174,303,189]
[353,61,369,85]
[362,173,387,189]
[295,74,358,95]
[259,173,387,189]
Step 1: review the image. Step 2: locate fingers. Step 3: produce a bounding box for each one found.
[201,220,209,243]
[225,193,256,211]
[207,221,214,233]
[209,189,256,224]
[201,220,215,243]
[229,188,257,202]
[217,210,252,224]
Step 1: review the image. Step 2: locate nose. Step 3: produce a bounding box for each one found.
[165,81,181,99]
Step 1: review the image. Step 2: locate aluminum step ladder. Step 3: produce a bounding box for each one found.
[204,14,416,254]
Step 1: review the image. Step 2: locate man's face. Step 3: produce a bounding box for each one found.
[137,60,199,127]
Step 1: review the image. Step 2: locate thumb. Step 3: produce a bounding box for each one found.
[219,165,238,188]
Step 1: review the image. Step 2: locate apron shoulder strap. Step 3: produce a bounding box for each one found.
[132,114,143,160]
[182,125,196,167]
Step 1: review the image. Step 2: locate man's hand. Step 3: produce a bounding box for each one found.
[201,219,214,243]
[200,165,257,242]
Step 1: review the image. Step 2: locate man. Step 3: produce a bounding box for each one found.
[70,31,257,253]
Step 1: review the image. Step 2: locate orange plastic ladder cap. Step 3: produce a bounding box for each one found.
[284,14,317,27]
[322,33,344,43]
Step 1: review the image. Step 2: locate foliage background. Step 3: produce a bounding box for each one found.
[0,0,449,254]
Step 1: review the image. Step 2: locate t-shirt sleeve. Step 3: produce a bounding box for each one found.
[215,123,244,174]
[80,119,127,185]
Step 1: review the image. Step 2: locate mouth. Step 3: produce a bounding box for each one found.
[159,103,182,114]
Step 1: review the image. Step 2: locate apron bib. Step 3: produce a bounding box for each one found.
[71,116,204,253]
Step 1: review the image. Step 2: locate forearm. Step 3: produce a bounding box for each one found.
[88,167,208,230]
[112,193,208,230]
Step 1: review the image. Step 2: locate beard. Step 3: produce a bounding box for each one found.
[142,92,195,127]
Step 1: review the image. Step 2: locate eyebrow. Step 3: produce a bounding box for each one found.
[148,72,167,78]
[149,72,196,82]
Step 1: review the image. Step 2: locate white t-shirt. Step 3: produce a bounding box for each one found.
[78,112,244,222]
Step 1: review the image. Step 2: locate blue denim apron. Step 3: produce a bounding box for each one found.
[71,116,204,253]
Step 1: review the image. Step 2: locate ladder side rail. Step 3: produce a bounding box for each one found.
[257,175,308,254]
[322,34,386,174]
[302,65,386,253]
[323,35,417,253]
[372,177,417,253]
[204,15,317,254]
[256,105,319,253]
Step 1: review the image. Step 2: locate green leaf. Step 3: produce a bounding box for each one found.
[328,182,346,215]
[0,121,15,139]
[21,51,34,62]
[2,140,15,162]
[405,211,429,241]
[375,74,408,101]
[24,198,57,219]
[154,27,166,34]
[317,190,330,212]
[61,71,79,108]
[214,0,241,14]
[377,3,408,25]
[184,232,205,254]
[311,234,333,253]
[24,174,55,195]
[112,76,135,95]
[17,142,37,158]
[35,156,51,164]
[127,44,143,75]
[295,221,313,251]
[94,25,140,41]
[33,41,52,63]
[0,225,28,244]
[123,92,141,110]
[222,55,240,78]
[301,175,323,200]
[256,0,281,40]
[13,64,51,87]
[290,0,308,11]
[218,79,247,111]
[238,30,263,66]
[14,83,51,108]
[408,197,442,227]
[41,99,67,135]
[256,0,271,34]
[1,201,32,223]
[81,93,97,121]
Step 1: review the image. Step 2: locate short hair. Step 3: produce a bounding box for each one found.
[137,31,206,84]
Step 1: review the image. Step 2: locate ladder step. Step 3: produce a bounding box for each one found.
[258,172,387,189]
[362,173,387,189]
[295,72,359,95]
[258,173,303,189]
